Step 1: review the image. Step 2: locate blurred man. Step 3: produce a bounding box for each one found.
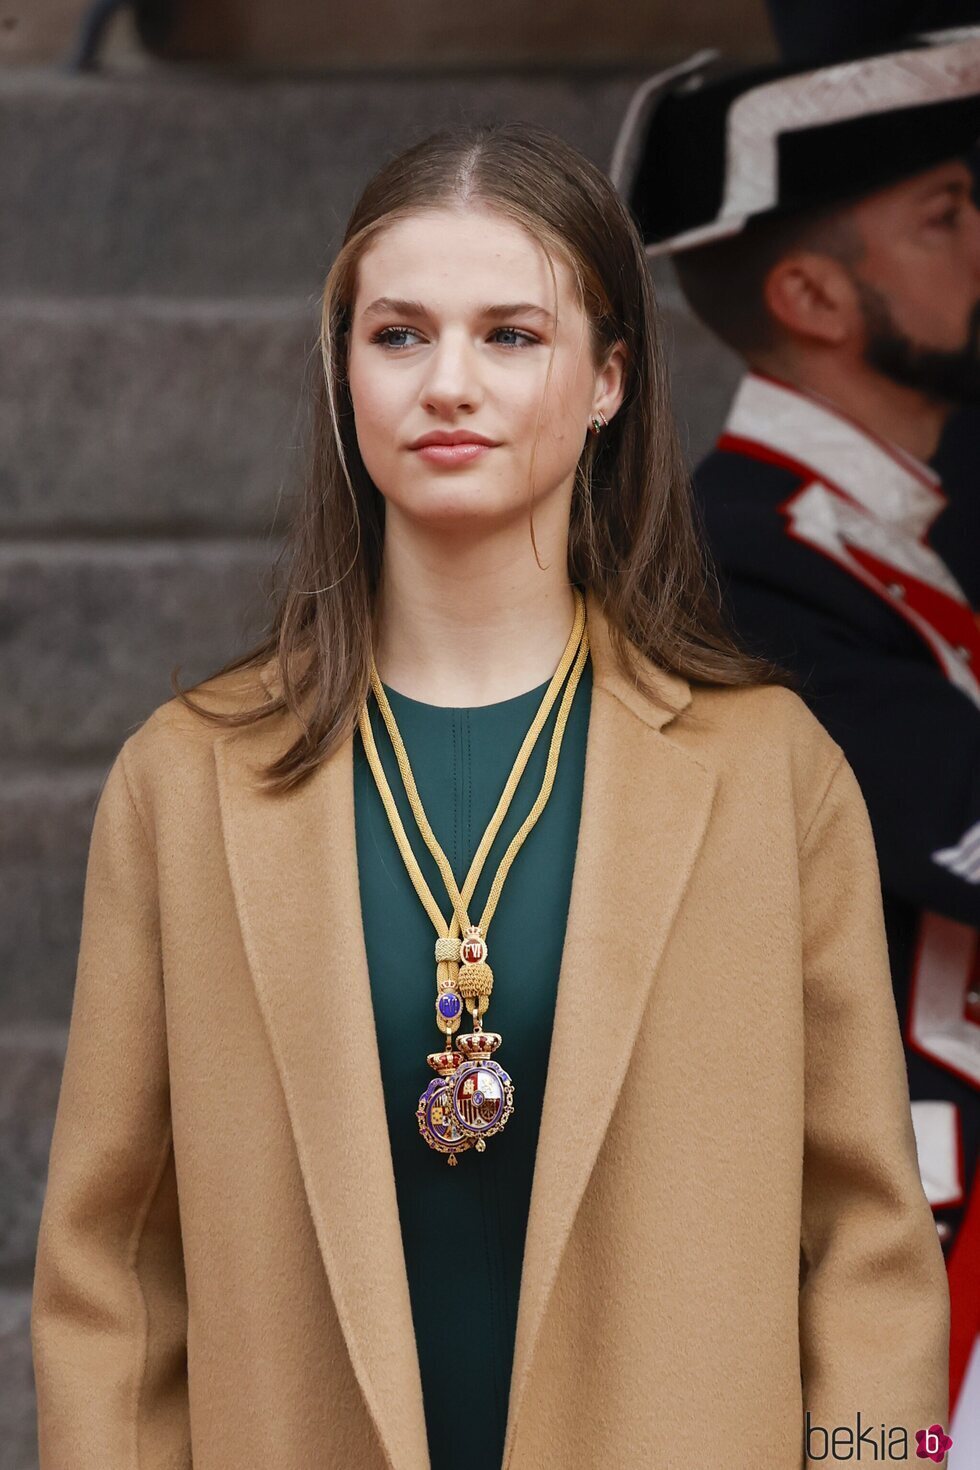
[612,26,980,1450]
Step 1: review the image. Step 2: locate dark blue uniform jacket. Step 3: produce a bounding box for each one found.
[692,372,980,1396]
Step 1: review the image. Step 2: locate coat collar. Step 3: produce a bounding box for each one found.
[723,368,949,539]
[213,587,717,1470]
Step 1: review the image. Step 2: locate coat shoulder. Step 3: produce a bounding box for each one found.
[117,659,278,791]
[675,678,847,841]
[685,677,841,752]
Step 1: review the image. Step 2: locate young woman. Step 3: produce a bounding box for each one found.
[32,123,950,1470]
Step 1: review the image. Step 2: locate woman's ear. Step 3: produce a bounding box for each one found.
[595,338,629,421]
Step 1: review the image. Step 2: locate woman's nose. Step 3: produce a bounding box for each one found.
[419,330,482,409]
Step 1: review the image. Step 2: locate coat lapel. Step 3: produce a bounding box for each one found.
[500,596,718,1467]
[213,588,718,1470]
[214,703,433,1470]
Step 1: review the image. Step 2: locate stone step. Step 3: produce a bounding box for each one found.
[1,67,650,296]
[0,1284,37,1470]
[1,768,104,1029]
[1,534,279,1033]
[7,0,773,70]
[0,536,280,759]
[0,1029,66,1272]
[0,272,737,534]
[0,295,313,535]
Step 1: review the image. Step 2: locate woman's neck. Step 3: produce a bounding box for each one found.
[373,538,579,709]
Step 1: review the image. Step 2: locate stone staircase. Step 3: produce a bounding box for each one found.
[0,62,741,1467]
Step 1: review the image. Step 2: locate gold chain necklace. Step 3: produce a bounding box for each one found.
[357,586,590,1165]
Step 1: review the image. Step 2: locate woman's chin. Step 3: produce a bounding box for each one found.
[387,478,515,523]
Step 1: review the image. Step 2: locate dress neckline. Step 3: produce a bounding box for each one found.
[379,672,556,716]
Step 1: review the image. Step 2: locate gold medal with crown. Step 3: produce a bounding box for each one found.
[417,925,515,1162]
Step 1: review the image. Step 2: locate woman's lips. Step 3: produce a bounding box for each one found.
[412,442,495,466]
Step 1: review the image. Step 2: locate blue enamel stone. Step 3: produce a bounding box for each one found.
[437,992,462,1019]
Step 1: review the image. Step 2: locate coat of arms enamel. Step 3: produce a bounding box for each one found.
[417,1042,514,1164]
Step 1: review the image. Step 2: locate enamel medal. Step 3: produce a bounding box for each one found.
[417,925,515,1165]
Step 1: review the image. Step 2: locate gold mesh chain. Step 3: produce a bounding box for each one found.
[357,587,590,988]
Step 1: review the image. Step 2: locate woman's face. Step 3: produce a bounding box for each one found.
[346,206,625,530]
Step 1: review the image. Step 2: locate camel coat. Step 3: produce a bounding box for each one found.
[32,589,950,1469]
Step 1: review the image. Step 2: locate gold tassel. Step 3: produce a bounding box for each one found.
[456,960,493,999]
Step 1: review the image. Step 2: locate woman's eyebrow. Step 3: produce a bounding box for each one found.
[360,297,555,325]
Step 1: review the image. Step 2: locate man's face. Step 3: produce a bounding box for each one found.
[846,156,980,405]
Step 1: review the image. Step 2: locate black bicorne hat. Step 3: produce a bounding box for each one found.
[609,26,980,257]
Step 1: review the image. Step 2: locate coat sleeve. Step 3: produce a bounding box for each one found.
[31,739,191,1467]
[797,747,952,1465]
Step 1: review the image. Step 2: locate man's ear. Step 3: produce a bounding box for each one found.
[762,251,858,349]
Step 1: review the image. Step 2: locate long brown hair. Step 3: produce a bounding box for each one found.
[171,120,795,792]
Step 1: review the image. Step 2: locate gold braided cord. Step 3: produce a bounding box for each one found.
[366,586,584,934]
[358,711,451,937]
[357,589,589,985]
[474,625,588,933]
[361,588,583,937]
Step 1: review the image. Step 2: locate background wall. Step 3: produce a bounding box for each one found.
[3,0,774,68]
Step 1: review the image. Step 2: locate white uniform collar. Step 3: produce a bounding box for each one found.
[722,369,949,540]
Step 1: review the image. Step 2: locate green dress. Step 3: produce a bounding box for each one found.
[352,652,593,1470]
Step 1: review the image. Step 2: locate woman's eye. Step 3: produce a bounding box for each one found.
[492,327,538,347]
[370,326,538,350]
[928,207,961,230]
[371,326,421,348]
